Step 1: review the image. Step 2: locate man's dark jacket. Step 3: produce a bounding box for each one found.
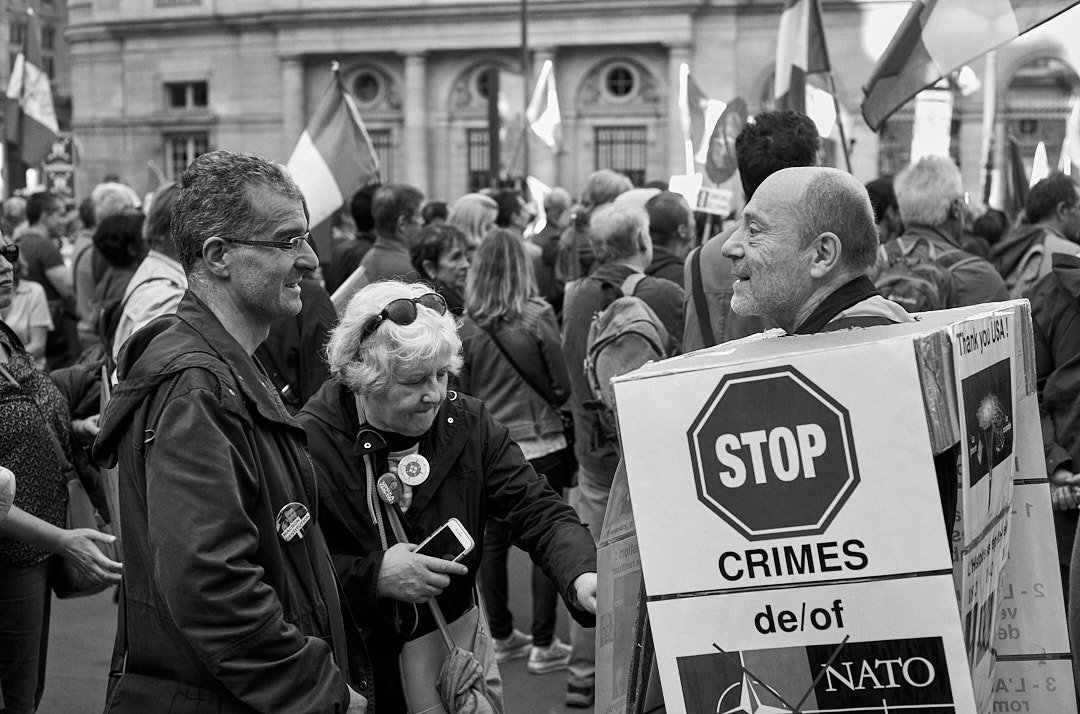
[299,382,597,713]
[645,244,684,287]
[1028,254,1080,568]
[94,292,355,713]
[255,277,336,412]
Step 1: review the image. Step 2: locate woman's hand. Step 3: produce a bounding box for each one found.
[573,572,598,614]
[58,528,122,585]
[376,542,468,603]
[71,415,101,447]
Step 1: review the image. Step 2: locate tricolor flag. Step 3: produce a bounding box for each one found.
[862,0,1080,131]
[4,8,58,168]
[526,59,561,150]
[286,62,380,235]
[774,0,831,113]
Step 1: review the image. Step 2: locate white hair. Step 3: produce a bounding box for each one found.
[894,156,963,228]
[326,280,463,395]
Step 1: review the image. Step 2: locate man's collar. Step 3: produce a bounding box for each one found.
[793,276,880,335]
[904,223,961,249]
[174,291,295,424]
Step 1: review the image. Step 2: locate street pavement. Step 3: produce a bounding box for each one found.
[40,543,589,713]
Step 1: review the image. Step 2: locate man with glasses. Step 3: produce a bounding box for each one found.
[992,171,1080,298]
[885,155,1008,309]
[94,151,366,712]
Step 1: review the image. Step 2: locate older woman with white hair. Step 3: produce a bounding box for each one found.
[299,280,597,713]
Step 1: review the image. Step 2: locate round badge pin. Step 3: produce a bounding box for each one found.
[377,473,402,505]
[276,502,311,542]
[397,453,430,487]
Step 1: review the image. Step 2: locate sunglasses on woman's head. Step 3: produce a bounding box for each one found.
[358,293,448,345]
[0,244,18,264]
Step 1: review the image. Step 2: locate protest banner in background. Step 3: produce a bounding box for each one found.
[608,301,1067,714]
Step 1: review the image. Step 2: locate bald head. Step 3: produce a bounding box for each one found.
[722,167,880,332]
[757,167,879,272]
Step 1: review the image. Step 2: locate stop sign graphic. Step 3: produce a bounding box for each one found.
[687,365,859,540]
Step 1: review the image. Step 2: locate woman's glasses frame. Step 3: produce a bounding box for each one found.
[357,293,448,345]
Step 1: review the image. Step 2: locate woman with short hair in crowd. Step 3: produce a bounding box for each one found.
[410,223,471,316]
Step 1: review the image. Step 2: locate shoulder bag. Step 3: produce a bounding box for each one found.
[481,323,575,450]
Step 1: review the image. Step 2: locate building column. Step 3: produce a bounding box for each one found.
[667,43,692,180]
[281,55,305,158]
[403,52,429,195]
[530,47,557,189]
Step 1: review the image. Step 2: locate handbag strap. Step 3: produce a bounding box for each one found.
[0,353,74,480]
[481,324,560,410]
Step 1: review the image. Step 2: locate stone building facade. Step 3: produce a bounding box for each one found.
[66,0,1080,206]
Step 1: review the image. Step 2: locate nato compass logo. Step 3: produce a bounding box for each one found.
[716,669,794,713]
[677,637,956,713]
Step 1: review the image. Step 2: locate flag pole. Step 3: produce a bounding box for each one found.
[824,72,852,173]
[520,0,530,181]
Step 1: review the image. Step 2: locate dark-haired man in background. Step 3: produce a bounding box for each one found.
[992,171,1080,298]
[682,110,820,351]
[18,191,77,368]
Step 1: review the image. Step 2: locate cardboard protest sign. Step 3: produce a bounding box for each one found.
[612,304,1038,714]
[616,332,951,600]
[648,575,975,713]
[992,391,1076,711]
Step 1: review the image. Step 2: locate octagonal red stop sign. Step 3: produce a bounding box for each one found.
[687,365,859,540]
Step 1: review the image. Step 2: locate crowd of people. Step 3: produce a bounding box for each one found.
[3,106,1080,712]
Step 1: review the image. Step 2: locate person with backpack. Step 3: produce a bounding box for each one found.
[991,172,1080,298]
[559,200,682,708]
[457,229,576,675]
[879,156,1008,311]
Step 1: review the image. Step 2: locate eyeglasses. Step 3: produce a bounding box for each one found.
[225,231,311,251]
[0,244,18,264]
[358,293,448,344]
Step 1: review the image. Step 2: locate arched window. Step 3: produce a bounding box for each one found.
[1005,57,1080,176]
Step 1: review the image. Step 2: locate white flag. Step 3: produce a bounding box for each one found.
[526,60,561,150]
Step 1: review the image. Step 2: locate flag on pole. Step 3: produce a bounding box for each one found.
[1005,133,1029,219]
[774,0,832,113]
[1060,98,1080,176]
[4,8,58,168]
[862,0,1080,131]
[1030,141,1050,187]
[526,59,561,150]
[286,62,380,235]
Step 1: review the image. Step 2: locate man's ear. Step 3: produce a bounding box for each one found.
[808,232,842,279]
[202,237,231,279]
